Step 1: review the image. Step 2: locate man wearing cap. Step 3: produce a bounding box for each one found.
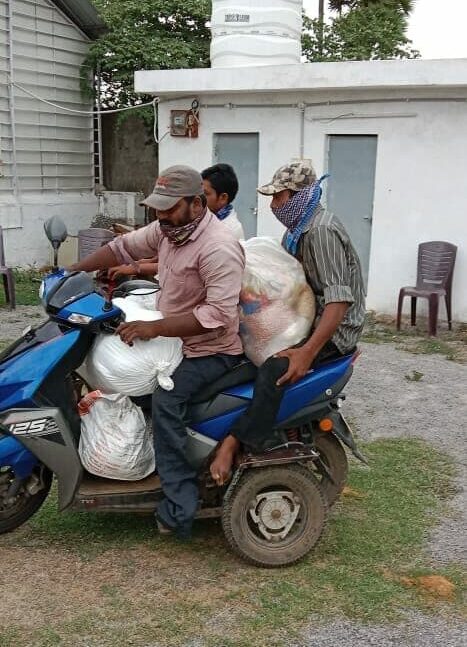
[69,165,245,539]
[210,160,366,485]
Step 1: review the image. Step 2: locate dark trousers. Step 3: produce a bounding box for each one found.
[152,353,241,539]
[229,341,345,452]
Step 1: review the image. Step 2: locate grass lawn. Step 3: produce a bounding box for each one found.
[0,439,465,647]
[0,269,42,307]
[362,312,467,363]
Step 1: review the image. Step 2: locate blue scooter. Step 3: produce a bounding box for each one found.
[0,218,365,567]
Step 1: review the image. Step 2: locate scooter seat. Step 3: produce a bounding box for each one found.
[190,359,257,404]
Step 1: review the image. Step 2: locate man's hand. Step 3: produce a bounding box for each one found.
[116,321,160,345]
[108,264,136,280]
[275,346,316,386]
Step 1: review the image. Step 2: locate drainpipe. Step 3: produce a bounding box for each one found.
[298,102,306,159]
[96,65,104,188]
[318,0,325,57]
[95,65,104,216]
[6,0,22,223]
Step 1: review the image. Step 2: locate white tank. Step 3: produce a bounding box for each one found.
[210,0,303,68]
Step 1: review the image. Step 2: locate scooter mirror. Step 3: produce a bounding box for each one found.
[44,216,67,249]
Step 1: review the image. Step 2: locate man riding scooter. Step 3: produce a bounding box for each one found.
[210,160,366,484]
[106,162,244,282]
[69,165,245,540]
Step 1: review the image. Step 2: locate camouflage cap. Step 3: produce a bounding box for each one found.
[257,161,317,195]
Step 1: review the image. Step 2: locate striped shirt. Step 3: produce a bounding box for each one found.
[295,205,366,353]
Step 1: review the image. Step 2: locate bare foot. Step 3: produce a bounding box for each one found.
[210,435,240,486]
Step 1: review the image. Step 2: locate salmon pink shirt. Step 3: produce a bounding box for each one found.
[109,210,245,357]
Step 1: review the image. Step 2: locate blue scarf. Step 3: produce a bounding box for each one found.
[216,203,234,221]
[283,174,329,256]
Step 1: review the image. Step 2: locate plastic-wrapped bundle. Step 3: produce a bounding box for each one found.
[82,297,183,396]
[239,237,316,366]
[78,391,154,481]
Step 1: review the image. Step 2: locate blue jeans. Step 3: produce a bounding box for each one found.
[229,341,346,452]
[152,353,241,539]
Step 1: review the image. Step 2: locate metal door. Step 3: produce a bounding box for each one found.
[213,133,259,238]
[326,135,377,289]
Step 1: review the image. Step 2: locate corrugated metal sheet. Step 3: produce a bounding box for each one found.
[51,0,105,39]
[0,0,94,195]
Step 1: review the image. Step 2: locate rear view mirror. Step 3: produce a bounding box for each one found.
[44,216,68,270]
[44,216,67,249]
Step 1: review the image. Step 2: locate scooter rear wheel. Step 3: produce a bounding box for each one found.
[222,464,327,567]
[0,465,52,534]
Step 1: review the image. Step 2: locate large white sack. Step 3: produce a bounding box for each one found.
[124,288,158,311]
[84,297,183,396]
[239,237,316,366]
[78,390,155,481]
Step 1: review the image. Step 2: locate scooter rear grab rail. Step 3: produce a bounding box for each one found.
[112,279,160,299]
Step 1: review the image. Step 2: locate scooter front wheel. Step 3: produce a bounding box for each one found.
[0,464,52,534]
[222,464,327,567]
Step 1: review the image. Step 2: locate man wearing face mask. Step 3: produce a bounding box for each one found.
[69,165,245,539]
[210,160,365,485]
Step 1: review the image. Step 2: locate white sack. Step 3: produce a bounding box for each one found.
[78,390,155,481]
[84,297,183,395]
[124,288,158,311]
[239,237,316,366]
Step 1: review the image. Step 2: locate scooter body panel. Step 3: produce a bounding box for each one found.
[0,408,83,510]
[56,293,121,323]
[191,355,354,441]
[0,431,37,478]
[0,330,82,410]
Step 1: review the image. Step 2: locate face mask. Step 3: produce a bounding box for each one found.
[271,186,314,230]
[159,210,205,246]
[282,175,329,255]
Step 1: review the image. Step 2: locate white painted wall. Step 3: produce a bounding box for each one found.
[2,193,96,267]
[156,89,467,321]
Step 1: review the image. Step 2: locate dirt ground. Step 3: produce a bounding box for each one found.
[0,306,465,646]
[0,305,46,341]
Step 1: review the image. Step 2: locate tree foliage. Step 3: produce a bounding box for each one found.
[84,0,211,108]
[85,0,419,110]
[303,1,419,62]
[329,0,414,13]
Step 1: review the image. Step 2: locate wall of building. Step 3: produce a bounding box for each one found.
[102,113,158,196]
[1,192,96,267]
[156,88,467,321]
[0,0,97,265]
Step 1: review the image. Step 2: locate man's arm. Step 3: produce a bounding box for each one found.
[277,226,353,385]
[69,244,119,273]
[192,240,245,332]
[117,313,209,345]
[276,302,348,385]
[70,224,160,273]
[117,238,245,344]
[107,259,158,280]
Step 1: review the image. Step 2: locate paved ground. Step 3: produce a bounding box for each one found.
[293,341,467,646]
[293,612,466,647]
[347,342,466,565]
[0,307,465,645]
[0,305,45,341]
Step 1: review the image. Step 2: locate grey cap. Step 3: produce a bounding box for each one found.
[141,165,204,211]
[258,161,317,195]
